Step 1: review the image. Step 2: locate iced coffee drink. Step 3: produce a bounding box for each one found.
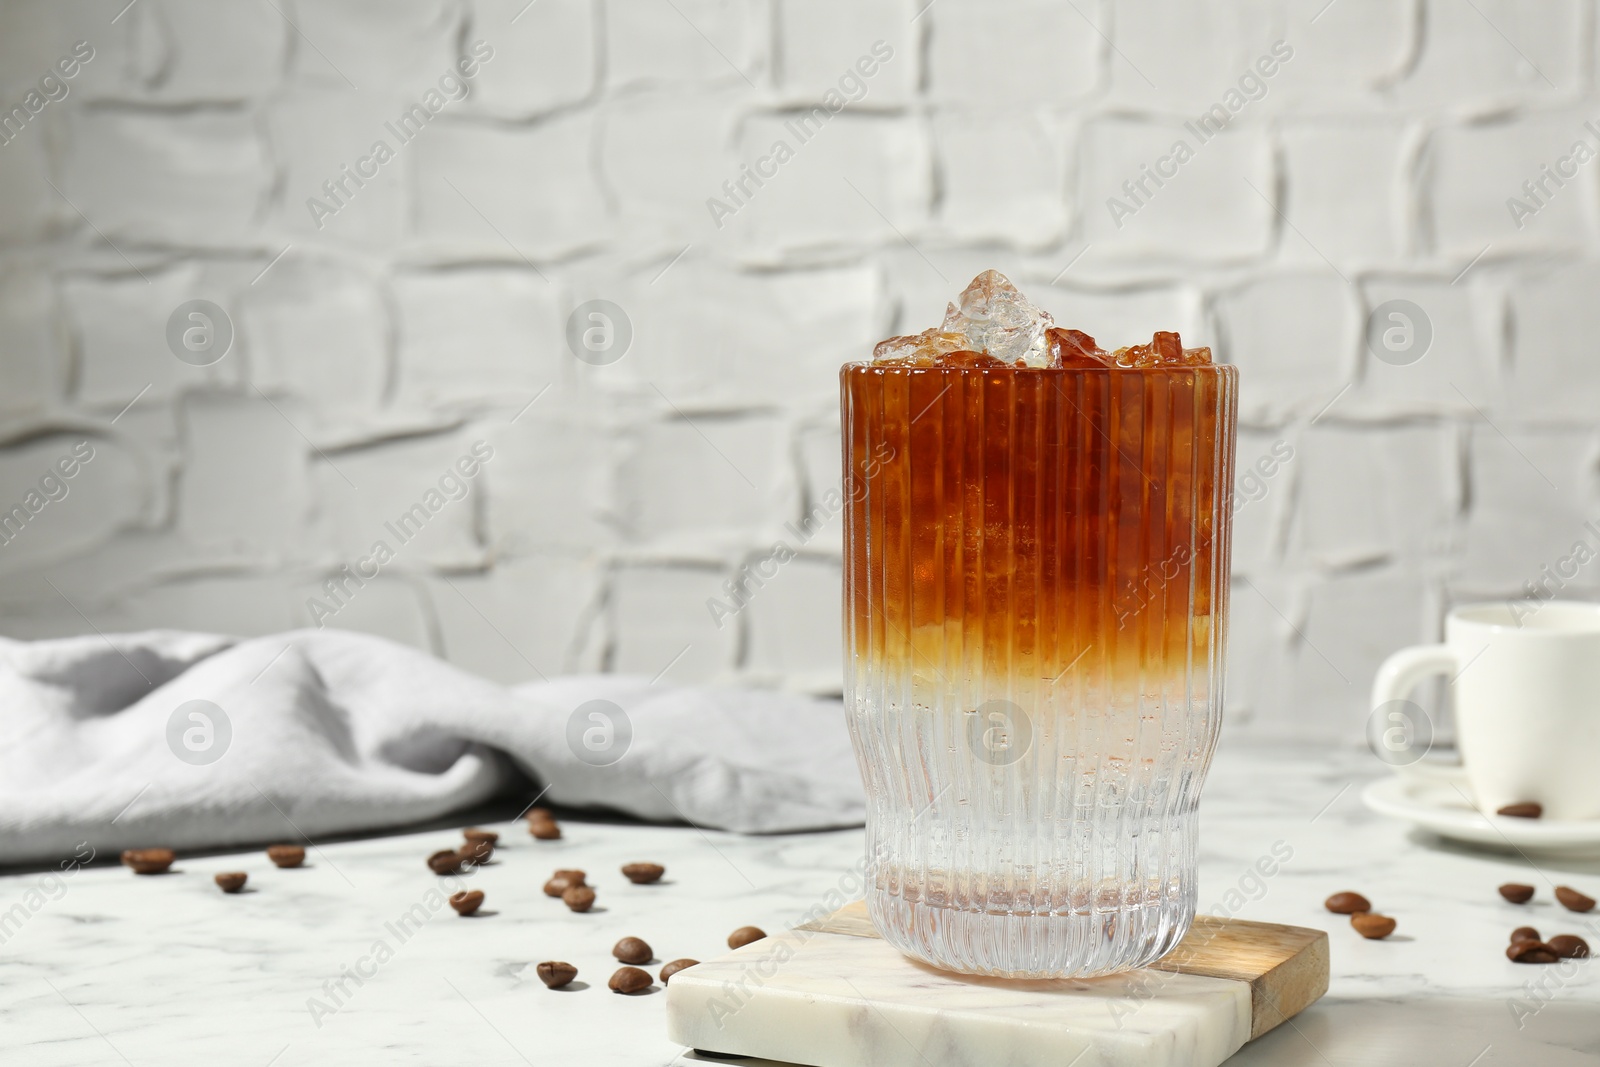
[841,272,1238,978]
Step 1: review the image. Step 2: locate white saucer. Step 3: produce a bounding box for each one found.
[1362,767,1600,856]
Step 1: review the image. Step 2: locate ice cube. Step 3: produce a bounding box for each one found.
[942,271,1055,367]
[1046,328,1113,369]
[1110,331,1212,368]
[872,328,969,365]
[867,273,1212,371]
[940,350,1011,369]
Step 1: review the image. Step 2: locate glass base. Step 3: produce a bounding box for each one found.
[866,879,1194,979]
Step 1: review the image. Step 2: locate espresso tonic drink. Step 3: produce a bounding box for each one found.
[841,272,1238,978]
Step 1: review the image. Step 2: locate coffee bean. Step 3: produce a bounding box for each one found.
[121,848,175,875]
[462,828,499,844]
[427,849,465,875]
[1496,802,1542,819]
[526,807,552,822]
[267,845,306,869]
[727,926,767,949]
[659,959,699,985]
[214,872,248,893]
[544,869,586,897]
[536,961,577,989]
[1511,926,1541,944]
[1548,935,1590,959]
[563,885,596,913]
[461,838,494,865]
[1350,913,1396,940]
[609,966,652,994]
[613,937,652,965]
[449,890,485,916]
[1324,891,1370,915]
[622,862,665,885]
[1498,883,1535,904]
[1507,940,1559,964]
[529,820,562,840]
[1555,886,1596,913]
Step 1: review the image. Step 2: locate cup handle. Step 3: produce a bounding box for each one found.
[1369,644,1457,766]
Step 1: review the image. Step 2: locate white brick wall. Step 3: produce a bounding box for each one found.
[60,110,269,247]
[4,0,1600,746]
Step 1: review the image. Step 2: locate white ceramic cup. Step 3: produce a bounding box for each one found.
[1370,600,1600,821]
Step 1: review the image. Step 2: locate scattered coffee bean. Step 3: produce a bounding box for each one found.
[461,838,494,865]
[1498,883,1535,904]
[536,961,577,989]
[449,890,485,916]
[1507,940,1560,964]
[622,862,665,885]
[214,872,248,893]
[1556,886,1596,913]
[1548,934,1590,959]
[1350,913,1396,940]
[609,966,652,994]
[121,848,175,875]
[563,885,596,913]
[1496,802,1543,819]
[462,828,499,845]
[529,820,562,840]
[613,937,653,965]
[267,845,306,869]
[544,869,586,897]
[1511,926,1541,945]
[727,926,767,949]
[659,959,699,985]
[1324,891,1371,915]
[526,807,552,822]
[427,849,465,875]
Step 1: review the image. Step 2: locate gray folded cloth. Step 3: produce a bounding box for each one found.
[0,629,864,865]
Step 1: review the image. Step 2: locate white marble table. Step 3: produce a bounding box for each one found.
[3,738,1598,1066]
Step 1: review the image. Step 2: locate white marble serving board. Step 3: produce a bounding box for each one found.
[666,925,1254,1067]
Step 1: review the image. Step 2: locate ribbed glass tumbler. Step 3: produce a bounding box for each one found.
[841,362,1238,978]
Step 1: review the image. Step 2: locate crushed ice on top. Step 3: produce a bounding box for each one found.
[872,270,1211,369]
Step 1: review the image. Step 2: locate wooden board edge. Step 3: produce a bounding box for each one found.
[1245,929,1330,1041]
[795,901,1330,1039]
[1154,914,1328,981]
[804,905,1328,961]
